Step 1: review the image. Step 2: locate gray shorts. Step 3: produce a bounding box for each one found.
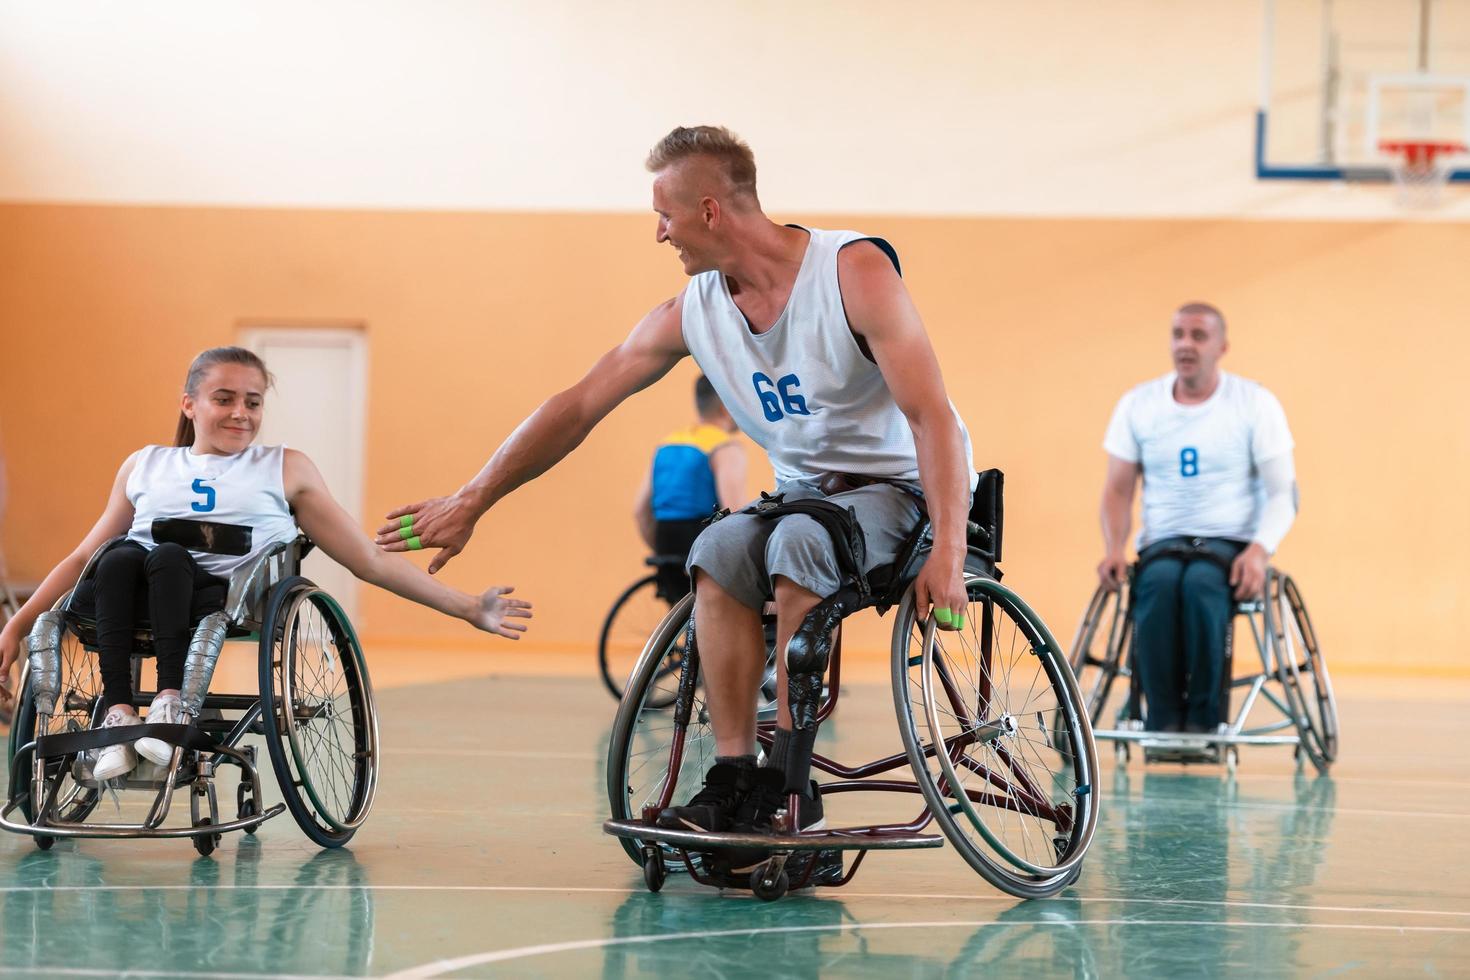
[686,479,924,609]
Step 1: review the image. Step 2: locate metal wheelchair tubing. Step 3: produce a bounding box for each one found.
[279,586,378,833]
[919,575,1097,878]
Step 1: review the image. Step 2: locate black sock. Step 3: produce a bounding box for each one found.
[715,754,757,771]
[766,727,792,770]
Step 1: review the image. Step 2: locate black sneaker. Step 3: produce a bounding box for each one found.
[734,769,826,834]
[723,771,828,876]
[655,763,749,832]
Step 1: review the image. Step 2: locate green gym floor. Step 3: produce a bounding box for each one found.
[1,666,1467,978]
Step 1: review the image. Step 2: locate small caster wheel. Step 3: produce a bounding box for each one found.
[238,799,261,836]
[750,863,789,902]
[193,818,218,857]
[35,835,54,851]
[1224,747,1239,774]
[642,849,667,893]
[1114,742,1129,765]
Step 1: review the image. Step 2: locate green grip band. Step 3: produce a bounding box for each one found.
[406,536,423,551]
[933,607,955,627]
[398,526,414,541]
[399,515,414,530]
[954,613,967,629]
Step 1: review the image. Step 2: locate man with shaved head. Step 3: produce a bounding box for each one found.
[1097,303,1298,735]
[379,126,975,851]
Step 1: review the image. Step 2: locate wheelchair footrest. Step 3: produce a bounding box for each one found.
[603,818,944,852]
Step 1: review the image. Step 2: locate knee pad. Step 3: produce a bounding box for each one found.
[785,593,847,677]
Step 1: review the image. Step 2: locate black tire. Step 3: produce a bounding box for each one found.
[35,835,54,851]
[598,574,680,703]
[238,798,261,836]
[1265,572,1338,774]
[8,627,103,827]
[750,865,789,902]
[259,577,378,849]
[642,851,667,893]
[893,565,1100,899]
[606,593,711,870]
[193,818,217,857]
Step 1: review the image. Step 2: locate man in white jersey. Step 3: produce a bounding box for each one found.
[1097,303,1297,733]
[377,126,974,839]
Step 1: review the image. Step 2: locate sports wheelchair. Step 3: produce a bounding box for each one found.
[2,531,378,854]
[1070,541,1337,774]
[603,470,1101,901]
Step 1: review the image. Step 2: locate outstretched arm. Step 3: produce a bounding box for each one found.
[374,296,689,572]
[1,454,138,701]
[839,240,970,630]
[286,451,531,639]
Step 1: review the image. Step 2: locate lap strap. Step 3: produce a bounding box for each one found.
[743,493,870,599]
[34,723,218,759]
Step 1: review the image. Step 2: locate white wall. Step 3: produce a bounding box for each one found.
[2,0,1467,219]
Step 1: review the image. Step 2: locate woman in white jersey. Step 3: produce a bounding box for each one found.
[0,346,531,779]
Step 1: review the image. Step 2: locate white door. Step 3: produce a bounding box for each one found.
[238,326,367,621]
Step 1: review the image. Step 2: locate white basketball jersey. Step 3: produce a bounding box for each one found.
[125,444,298,578]
[1103,371,1294,548]
[681,226,974,487]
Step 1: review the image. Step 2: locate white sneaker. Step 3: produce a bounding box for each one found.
[92,708,142,781]
[135,693,184,766]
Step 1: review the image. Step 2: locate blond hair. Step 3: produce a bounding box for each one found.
[645,125,758,202]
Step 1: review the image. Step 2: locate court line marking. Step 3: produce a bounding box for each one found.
[3,883,1466,920]
[1122,793,1469,821]
[0,969,353,980]
[381,748,598,760]
[384,919,1470,976]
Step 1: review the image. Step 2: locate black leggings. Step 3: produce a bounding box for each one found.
[91,542,227,710]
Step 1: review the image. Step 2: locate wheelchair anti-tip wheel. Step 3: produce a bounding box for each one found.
[894,568,1100,900]
[259,577,379,849]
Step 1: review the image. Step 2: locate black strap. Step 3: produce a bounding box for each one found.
[1137,538,1241,575]
[744,493,870,598]
[35,723,218,760]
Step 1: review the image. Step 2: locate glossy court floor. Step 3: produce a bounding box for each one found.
[1,651,1467,979]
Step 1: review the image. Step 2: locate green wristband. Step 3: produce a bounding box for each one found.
[399,514,414,530]
[406,535,423,551]
[933,607,955,627]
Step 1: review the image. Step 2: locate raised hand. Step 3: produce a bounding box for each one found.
[470,586,533,639]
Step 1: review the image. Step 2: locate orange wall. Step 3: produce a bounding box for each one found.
[1,204,1466,674]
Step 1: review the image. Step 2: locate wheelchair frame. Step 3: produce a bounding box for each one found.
[604,470,1102,901]
[2,534,380,853]
[1071,551,1338,774]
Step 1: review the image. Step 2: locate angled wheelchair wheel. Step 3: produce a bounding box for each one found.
[606,593,715,870]
[1265,572,1338,774]
[8,627,103,827]
[893,567,1100,899]
[1067,584,1131,728]
[599,574,680,704]
[259,577,379,848]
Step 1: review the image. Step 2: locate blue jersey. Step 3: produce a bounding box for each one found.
[651,424,732,521]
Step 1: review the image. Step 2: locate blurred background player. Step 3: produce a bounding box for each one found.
[1096,302,1297,734]
[632,375,746,600]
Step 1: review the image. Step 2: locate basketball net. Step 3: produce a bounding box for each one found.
[1379,140,1467,209]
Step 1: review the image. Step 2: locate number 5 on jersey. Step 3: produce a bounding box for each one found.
[753,372,811,422]
[191,478,216,513]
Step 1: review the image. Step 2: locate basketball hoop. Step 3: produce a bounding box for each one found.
[1379,139,1467,208]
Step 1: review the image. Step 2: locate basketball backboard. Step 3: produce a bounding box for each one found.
[1258,0,1470,182]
